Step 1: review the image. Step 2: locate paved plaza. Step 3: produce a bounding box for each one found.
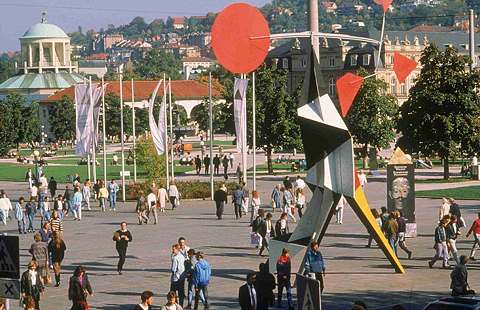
[2,176,480,309]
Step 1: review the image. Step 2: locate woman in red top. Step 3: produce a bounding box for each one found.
[466,212,480,260]
[276,248,293,309]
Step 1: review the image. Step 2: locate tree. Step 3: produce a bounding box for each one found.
[345,69,399,168]
[134,49,182,80]
[397,45,480,179]
[49,95,75,142]
[135,136,166,182]
[190,98,230,133]
[0,93,40,153]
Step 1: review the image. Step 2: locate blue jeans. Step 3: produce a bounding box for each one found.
[17,218,26,233]
[27,213,35,231]
[278,281,292,306]
[389,237,398,255]
[194,284,208,308]
[109,194,117,209]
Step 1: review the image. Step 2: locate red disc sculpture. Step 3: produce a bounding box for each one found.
[211,3,270,74]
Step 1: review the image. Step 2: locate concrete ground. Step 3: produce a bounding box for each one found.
[1,176,480,309]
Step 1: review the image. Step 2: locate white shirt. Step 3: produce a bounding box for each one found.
[0,198,12,211]
[147,193,157,209]
[336,195,347,210]
[169,185,179,198]
[29,270,37,285]
[39,176,48,190]
[249,284,257,309]
[358,173,368,187]
[137,304,148,310]
[295,178,306,189]
[158,188,168,208]
[31,186,38,197]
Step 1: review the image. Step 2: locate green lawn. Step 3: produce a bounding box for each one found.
[416,186,480,200]
[190,140,235,148]
[416,177,472,184]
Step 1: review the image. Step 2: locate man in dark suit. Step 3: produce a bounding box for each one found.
[239,272,257,310]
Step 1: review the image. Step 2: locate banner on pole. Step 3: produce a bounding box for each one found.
[233,78,248,152]
[75,84,102,155]
[148,80,166,155]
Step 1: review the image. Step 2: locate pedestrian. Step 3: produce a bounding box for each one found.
[229,152,234,168]
[429,218,450,269]
[382,212,398,254]
[274,213,290,240]
[335,195,347,224]
[281,187,296,223]
[72,186,82,221]
[250,190,261,223]
[147,190,158,224]
[29,233,50,285]
[136,191,149,225]
[439,197,451,221]
[48,231,66,287]
[63,184,74,217]
[38,222,52,243]
[170,244,186,306]
[447,215,460,264]
[98,180,109,212]
[296,188,306,219]
[30,183,38,203]
[282,176,292,192]
[466,212,480,260]
[93,179,100,201]
[49,211,63,234]
[195,155,202,175]
[192,252,211,309]
[358,170,367,189]
[367,209,382,247]
[48,177,57,198]
[38,173,48,197]
[213,154,220,175]
[232,185,245,220]
[258,212,274,256]
[53,195,64,220]
[41,196,51,223]
[242,183,249,215]
[161,291,183,310]
[25,197,36,233]
[380,207,389,227]
[239,272,257,310]
[213,184,228,220]
[82,180,91,211]
[185,249,197,309]
[25,168,34,189]
[271,184,281,213]
[450,255,475,296]
[397,211,413,259]
[134,291,154,310]
[169,181,180,210]
[107,179,119,211]
[255,263,275,310]
[449,198,465,230]
[295,175,305,190]
[204,154,210,175]
[158,183,168,213]
[255,210,269,256]
[178,237,190,258]
[68,266,93,310]
[304,241,326,293]
[222,156,229,180]
[20,261,44,310]
[113,222,132,275]
[15,197,27,234]
[276,248,293,309]
[236,165,243,184]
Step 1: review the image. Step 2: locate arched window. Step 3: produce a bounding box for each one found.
[390,76,397,94]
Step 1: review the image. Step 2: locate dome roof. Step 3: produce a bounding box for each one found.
[21,18,68,40]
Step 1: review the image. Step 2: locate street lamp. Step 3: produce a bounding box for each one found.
[41,125,45,145]
[33,150,40,179]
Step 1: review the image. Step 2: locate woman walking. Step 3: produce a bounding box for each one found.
[271,184,281,212]
[281,187,296,223]
[367,209,382,247]
[98,181,109,212]
[296,188,306,218]
[20,261,44,310]
[397,211,413,259]
[68,266,93,310]
[168,182,180,210]
[250,190,261,223]
[29,233,49,285]
[48,232,66,287]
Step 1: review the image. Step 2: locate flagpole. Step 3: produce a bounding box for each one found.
[131,79,137,182]
[87,77,92,182]
[252,72,256,191]
[101,77,107,183]
[120,74,126,202]
[209,71,214,200]
[90,76,97,184]
[163,73,170,188]
[169,78,174,181]
[242,73,247,185]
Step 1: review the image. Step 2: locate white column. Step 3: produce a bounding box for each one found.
[252,72,256,190]
[120,75,126,202]
[131,79,137,182]
[169,78,174,181]
[28,44,32,67]
[164,73,170,188]
[39,42,43,73]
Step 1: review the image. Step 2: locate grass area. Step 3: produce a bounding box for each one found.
[190,140,235,148]
[416,177,473,184]
[416,186,480,200]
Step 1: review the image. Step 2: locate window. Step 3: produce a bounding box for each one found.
[328,78,336,96]
[329,56,335,67]
[400,83,407,95]
[363,54,371,66]
[351,54,358,66]
[282,58,289,69]
[389,55,394,65]
[390,76,397,94]
[302,58,307,68]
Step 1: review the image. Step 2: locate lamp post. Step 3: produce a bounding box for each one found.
[41,125,45,145]
[33,150,40,180]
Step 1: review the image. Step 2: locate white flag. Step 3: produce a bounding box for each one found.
[234,78,248,152]
[75,84,94,156]
[148,80,165,155]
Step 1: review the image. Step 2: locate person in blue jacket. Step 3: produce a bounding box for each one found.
[304,241,326,293]
[192,252,211,309]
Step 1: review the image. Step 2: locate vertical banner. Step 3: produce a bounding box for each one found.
[233,78,248,152]
[75,84,94,156]
[148,80,165,155]
[387,148,416,236]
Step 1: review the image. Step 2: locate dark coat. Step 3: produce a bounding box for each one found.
[239,283,257,310]
[68,274,92,303]
[48,240,67,263]
[451,264,468,294]
[255,268,276,306]
[20,270,44,299]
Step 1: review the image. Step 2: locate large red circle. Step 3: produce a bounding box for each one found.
[212,3,270,74]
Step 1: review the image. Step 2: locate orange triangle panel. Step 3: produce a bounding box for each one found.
[336,73,363,118]
[393,52,417,84]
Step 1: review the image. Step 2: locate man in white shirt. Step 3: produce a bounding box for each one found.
[358,170,368,189]
[336,195,347,224]
[38,173,48,195]
[0,195,12,225]
[295,175,306,190]
[239,272,257,310]
[146,191,158,224]
[157,184,168,213]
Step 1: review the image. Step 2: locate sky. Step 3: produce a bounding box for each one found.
[0,0,270,52]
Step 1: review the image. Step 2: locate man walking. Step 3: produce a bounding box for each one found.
[72,186,83,220]
[213,155,220,175]
[192,252,211,309]
[214,184,228,220]
[195,155,202,175]
[113,222,132,275]
[63,184,74,217]
[304,241,326,293]
[147,190,158,224]
[15,197,26,234]
[158,184,168,213]
[108,179,119,211]
[229,152,234,168]
[204,154,211,175]
[232,185,245,220]
[48,177,57,198]
[467,212,480,260]
[171,244,186,306]
[239,273,257,310]
[429,218,449,269]
[222,155,229,180]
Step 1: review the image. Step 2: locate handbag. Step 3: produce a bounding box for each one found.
[250,232,261,246]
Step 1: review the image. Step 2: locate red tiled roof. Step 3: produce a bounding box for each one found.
[172,17,186,25]
[42,80,221,103]
[408,25,453,32]
[86,53,108,60]
[182,57,213,63]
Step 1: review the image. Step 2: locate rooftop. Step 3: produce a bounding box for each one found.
[42,80,222,103]
[182,57,213,63]
[21,13,68,40]
[0,72,84,90]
